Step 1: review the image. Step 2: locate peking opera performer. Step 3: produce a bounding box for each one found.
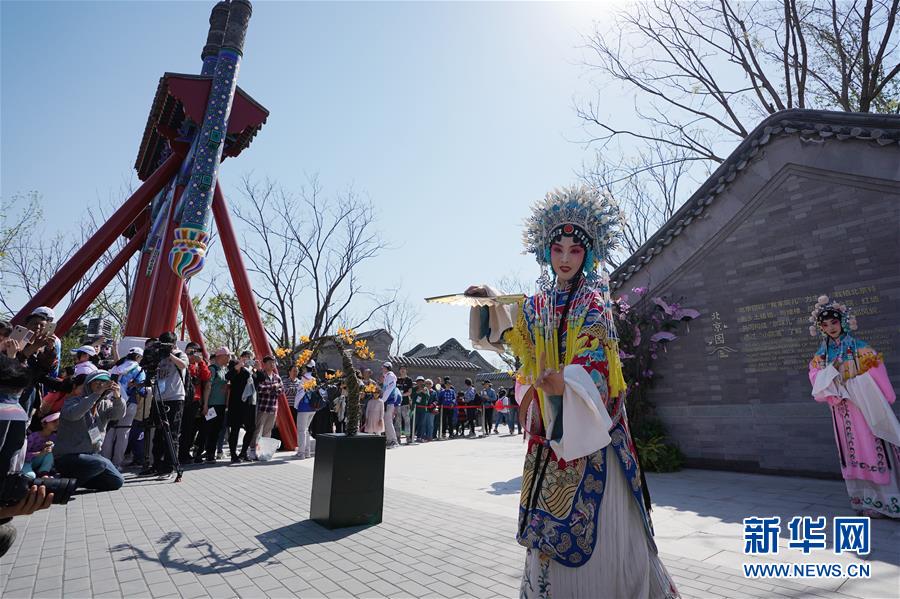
[808,296,900,518]
[461,186,680,598]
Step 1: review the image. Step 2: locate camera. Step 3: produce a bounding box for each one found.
[139,340,174,384]
[0,473,78,507]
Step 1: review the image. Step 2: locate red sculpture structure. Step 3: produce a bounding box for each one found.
[12,0,297,449]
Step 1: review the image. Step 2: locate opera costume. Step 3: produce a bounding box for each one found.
[472,187,680,599]
[808,296,900,518]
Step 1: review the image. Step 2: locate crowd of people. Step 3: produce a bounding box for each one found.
[314,362,521,448]
[0,305,523,556]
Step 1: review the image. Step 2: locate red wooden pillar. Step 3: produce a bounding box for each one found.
[13,154,180,324]
[143,186,186,337]
[180,286,207,359]
[212,183,297,450]
[124,250,155,336]
[55,221,150,337]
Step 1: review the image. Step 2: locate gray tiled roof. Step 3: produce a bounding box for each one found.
[475,371,515,384]
[611,109,900,290]
[389,355,481,371]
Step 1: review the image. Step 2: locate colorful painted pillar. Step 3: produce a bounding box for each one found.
[169,0,253,280]
[126,1,229,336]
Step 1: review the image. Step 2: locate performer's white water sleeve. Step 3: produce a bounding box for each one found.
[547,364,613,462]
[843,371,900,446]
[812,364,844,399]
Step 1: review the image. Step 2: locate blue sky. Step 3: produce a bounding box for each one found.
[2,1,632,354]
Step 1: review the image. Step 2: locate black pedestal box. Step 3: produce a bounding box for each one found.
[309,433,386,529]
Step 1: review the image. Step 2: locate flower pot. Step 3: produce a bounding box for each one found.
[309,432,385,529]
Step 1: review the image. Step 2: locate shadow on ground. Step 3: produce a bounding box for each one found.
[110,520,368,575]
[489,476,522,496]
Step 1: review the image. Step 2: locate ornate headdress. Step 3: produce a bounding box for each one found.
[808,295,858,337]
[522,185,624,279]
[522,185,623,342]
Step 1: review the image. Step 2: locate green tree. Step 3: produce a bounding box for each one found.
[196,292,272,355]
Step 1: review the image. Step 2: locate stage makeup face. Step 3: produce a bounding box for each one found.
[821,316,842,340]
[550,236,585,286]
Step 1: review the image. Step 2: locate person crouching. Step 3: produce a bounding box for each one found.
[53,370,125,491]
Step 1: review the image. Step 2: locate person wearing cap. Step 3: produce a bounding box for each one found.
[23,412,60,478]
[196,347,231,463]
[411,376,431,442]
[100,347,146,470]
[71,345,99,378]
[24,306,60,379]
[53,370,125,491]
[179,342,211,463]
[426,378,440,440]
[381,362,400,447]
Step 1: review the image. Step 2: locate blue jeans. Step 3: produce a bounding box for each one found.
[422,412,435,440]
[23,453,54,478]
[55,453,124,491]
[415,410,427,438]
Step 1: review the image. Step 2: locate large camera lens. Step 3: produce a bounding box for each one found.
[32,477,78,505]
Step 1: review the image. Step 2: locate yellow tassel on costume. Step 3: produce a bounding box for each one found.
[605,341,627,399]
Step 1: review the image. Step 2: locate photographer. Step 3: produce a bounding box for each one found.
[53,370,125,491]
[101,347,145,470]
[70,345,99,377]
[0,353,52,557]
[146,332,188,477]
[16,307,62,414]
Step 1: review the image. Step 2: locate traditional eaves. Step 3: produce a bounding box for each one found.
[610,109,900,290]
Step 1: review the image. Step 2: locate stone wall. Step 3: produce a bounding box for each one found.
[616,131,900,477]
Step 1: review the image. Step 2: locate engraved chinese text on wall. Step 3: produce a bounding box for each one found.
[735,286,890,373]
[706,311,738,358]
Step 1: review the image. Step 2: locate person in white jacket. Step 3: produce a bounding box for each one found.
[381,362,399,448]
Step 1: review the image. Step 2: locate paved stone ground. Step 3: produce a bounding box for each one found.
[0,434,898,598]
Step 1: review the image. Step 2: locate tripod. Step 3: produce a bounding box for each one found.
[140,379,183,483]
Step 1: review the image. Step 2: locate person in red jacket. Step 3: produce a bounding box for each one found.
[179,342,211,462]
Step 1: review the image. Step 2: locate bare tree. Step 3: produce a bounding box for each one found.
[232,174,393,355]
[496,273,533,295]
[583,142,695,265]
[379,292,422,355]
[0,191,98,316]
[232,176,304,349]
[579,0,900,251]
[81,179,145,334]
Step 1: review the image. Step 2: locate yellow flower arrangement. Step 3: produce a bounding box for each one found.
[337,327,356,345]
[299,335,310,344]
[364,382,378,394]
[301,377,318,391]
[274,347,289,359]
[295,349,313,368]
[354,340,374,360]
